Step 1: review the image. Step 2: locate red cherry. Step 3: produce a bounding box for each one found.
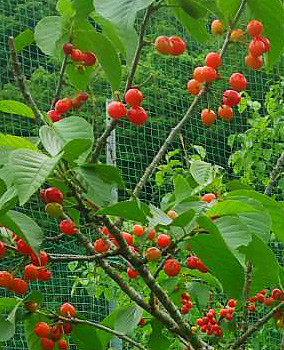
[127,106,148,125]
[63,322,72,334]
[272,289,283,300]
[201,193,216,203]
[154,36,172,55]
[94,239,110,253]
[181,304,190,314]
[59,219,77,236]
[70,49,84,62]
[259,36,270,52]
[127,267,139,279]
[138,318,145,327]
[163,258,181,277]
[229,73,247,91]
[71,97,83,109]
[256,293,265,303]
[102,226,110,235]
[186,256,199,269]
[47,110,62,123]
[55,98,72,115]
[125,89,143,107]
[132,225,144,237]
[187,79,203,96]
[44,187,64,204]
[0,242,6,258]
[107,101,127,120]
[205,52,222,69]
[201,109,215,126]
[62,43,73,55]
[248,304,256,312]
[82,51,96,66]
[218,105,234,121]
[198,262,209,273]
[0,271,13,288]
[223,90,241,107]
[264,297,275,306]
[76,92,88,102]
[245,54,263,70]
[23,264,38,281]
[259,290,267,295]
[157,234,171,248]
[40,338,55,350]
[249,37,266,56]
[227,299,237,308]
[60,303,76,317]
[182,292,190,302]
[193,67,205,83]
[147,229,156,240]
[58,338,68,350]
[202,66,217,82]
[50,325,63,341]
[10,278,28,295]
[247,20,263,36]
[34,322,51,338]
[122,232,133,245]
[219,308,228,317]
[38,269,52,281]
[169,36,186,55]
[16,239,33,255]
[30,251,49,266]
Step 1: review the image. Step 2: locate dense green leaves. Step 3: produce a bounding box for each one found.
[0,100,34,119]
[34,16,62,56]
[71,324,103,350]
[14,29,34,51]
[9,149,62,205]
[248,0,284,67]
[0,210,43,253]
[149,320,171,350]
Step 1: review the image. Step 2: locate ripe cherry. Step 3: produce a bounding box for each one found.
[45,203,64,218]
[201,193,216,203]
[187,79,203,96]
[127,106,148,125]
[132,225,144,237]
[24,264,38,281]
[60,303,76,317]
[102,226,110,236]
[272,289,283,300]
[193,67,205,83]
[30,251,49,266]
[71,97,83,109]
[138,318,145,327]
[40,338,55,350]
[157,234,171,248]
[154,36,172,55]
[16,240,33,255]
[205,52,222,69]
[50,325,63,341]
[230,29,245,43]
[186,256,199,269]
[62,43,73,55]
[34,322,51,338]
[63,322,72,334]
[211,20,225,35]
[107,101,127,119]
[229,73,247,91]
[248,304,256,312]
[47,110,61,123]
[167,210,178,220]
[94,239,110,253]
[259,36,270,52]
[76,92,88,102]
[0,271,13,288]
[169,36,186,55]
[227,299,237,307]
[122,232,133,245]
[264,297,275,306]
[127,267,139,279]
[55,98,72,115]
[247,20,263,36]
[82,51,96,66]
[218,105,234,121]
[58,338,68,350]
[145,247,161,262]
[164,259,181,277]
[59,219,77,236]
[223,90,241,107]
[10,278,28,295]
[201,109,215,126]
[202,66,217,82]
[44,187,64,204]
[245,54,263,70]
[147,229,156,240]
[0,242,6,258]
[37,269,52,282]
[70,49,84,62]
[125,89,143,107]
[249,37,266,56]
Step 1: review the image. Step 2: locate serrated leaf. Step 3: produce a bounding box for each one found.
[207,200,257,217]
[0,301,21,341]
[39,126,64,156]
[14,29,34,51]
[190,160,213,185]
[147,204,172,228]
[114,305,143,335]
[80,164,125,189]
[0,210,43,253]
[0,100,34,119]
[0,187,18,217]
[9,150,62,205]
[34,16,62,56]
[173,175,192,203]
[0,134,39,151]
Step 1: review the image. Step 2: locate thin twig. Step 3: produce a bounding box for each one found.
[229,302,284,350]
[49,250,120,262]
[8,36,44,123]
[264,151,284,196]
[50,54,69,109]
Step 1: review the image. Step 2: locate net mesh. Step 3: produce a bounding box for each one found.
[0,0,283,349]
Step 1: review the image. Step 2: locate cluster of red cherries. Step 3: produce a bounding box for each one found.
[197,308,223,337]
[186,255,209,273]
[33,303,75,350]
[154,35,186,56]
[47,92,88,123]
[180,292,193,315]
[248,288,284,312]
[62,42,97,67]
[107,88,148,125]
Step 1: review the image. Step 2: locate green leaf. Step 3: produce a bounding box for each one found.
[190,161,213,185]
[23,291,44,305]
[0,302,21,341]
[66,64,94,91]
[114,305,143,335]
[238,212,271,243]
[0,298,19,313]
[207,200,257,217]
[24,313,50,350]
[71,324,103,350]
[187,282,209,309]
[167,0,209,43]
[54,116,94,143]
[149,320,171,350]
[173,175,192,203]
[216,0,241,20]
[9,149,62,205]
[39,126,64,156]
[97,200,148,223]
[72,19,121,91]
[56,0,75,17]
[0,134,39,151]
[0,100,34,119]
[248,0,284,67]
[0,187,18,217]
[171,209,196,228]
[73,0,94,17]
[0,210,44,253]
[80,164,125,189]
[175,0,208,19]
[147,204,172,228]
[34,16,62,56]
[14,29,34,51]
[191,215,245,298]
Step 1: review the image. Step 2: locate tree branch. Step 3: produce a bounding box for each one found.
[49,250,119,262]
[264,151,284,196]
[229,302,284,350]
[50,53,69,109]
[8,36,44,123]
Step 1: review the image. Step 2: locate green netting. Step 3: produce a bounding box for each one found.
[1,0,284,349]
